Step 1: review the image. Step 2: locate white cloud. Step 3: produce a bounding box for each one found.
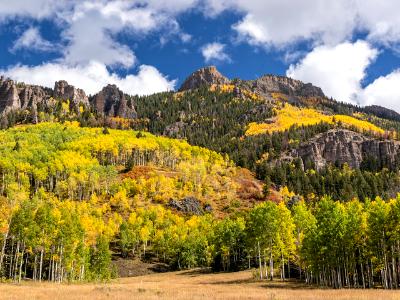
[286,41,378,103]
[201,42,231,63]
[205,0,400,49]
[2,61,176,96]
[1,1,197,69]
[0,0,70,20]
[62,6,136,68]
[0,1,190,95]
[10,27,53,52]
[208,0,356,47]
[4,1,400,53]
[360,70,400,112]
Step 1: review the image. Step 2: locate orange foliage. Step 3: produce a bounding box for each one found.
[209,84,235,93]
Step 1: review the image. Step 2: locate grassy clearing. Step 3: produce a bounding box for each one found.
[1,269,400,300]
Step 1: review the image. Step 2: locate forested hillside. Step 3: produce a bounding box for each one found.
[0,122,266,282]
[128,77,400,203]
[2,67,400,289]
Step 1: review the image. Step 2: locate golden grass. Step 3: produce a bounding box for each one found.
[1,269,400,300]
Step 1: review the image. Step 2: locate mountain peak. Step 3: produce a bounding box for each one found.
[179,66,230,91]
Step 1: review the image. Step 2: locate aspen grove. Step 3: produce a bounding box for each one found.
[1,122,400,289]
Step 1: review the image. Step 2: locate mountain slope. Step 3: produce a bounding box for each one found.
[2,67,400,202]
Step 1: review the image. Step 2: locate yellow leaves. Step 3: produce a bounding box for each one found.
[139,224,151,242]
[110,189,130,211]
[89,193,99,205]
[51,207,62,224]
[0,198,12,234]
[110,117,132,129]
[6,183,29,203]
[104,212,122,239]
[271,92,289,102]
[209,84,261,101]
[245,103,385,136]
[334,115,384,135]
[280,186,295,199]
[61,100,70,114]
[242,90,260,101]
[209,84,235,93]
[64,121,80,128]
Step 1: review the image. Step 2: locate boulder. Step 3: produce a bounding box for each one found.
[168,197,204,215]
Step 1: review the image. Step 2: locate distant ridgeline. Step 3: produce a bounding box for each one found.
[2,68,400,287]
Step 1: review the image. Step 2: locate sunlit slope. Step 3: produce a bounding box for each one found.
[0,122,262,211]
[246,104,385,135]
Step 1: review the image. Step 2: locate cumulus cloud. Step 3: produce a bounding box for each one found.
[286,41,378,104]
[208,0,356,47]
[0,0,70,20]
[360,70,400,112]
[2,61,176,96]
[0,1,192,94]
[2,0,400,103]
[10,27,53,52]
[205,0,400,49]
[201,42,231,63]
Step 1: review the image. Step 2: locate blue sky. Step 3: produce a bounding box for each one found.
[1,1,400,111]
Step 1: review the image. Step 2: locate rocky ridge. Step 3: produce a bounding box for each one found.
[0,76,135,119]
[178,66,325,99]
[244,75,325,98]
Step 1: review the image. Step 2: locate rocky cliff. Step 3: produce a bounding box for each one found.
[238,74,325,99]
[291,129,400,169]
[0,76,135,119]
[91,84,137,119]
[0,77,89,114]
[179,66,230,91]
[54,80,89,108]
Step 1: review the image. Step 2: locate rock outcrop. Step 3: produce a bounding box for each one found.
[291,129,400,169]
[168,197,206,215]
[0,77,89,114]
[0,77,54,114]
[18,85,50,110]
[179,66,230,91]
[91,84,137,119]
[54,80,89,107]
[0,76,138,120]
[240,75,325,99]
[0,77,21,112]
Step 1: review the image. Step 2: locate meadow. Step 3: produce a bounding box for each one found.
[1,270,400,300]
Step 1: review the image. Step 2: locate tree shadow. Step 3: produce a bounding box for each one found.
[176,268,213,277]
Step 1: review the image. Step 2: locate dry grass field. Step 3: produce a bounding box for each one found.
[1,270,400,300]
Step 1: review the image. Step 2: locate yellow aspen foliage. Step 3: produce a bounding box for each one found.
[271,92,289,102]
[110,189,130,211]
[280,186,295,199]
[246,103,385,136]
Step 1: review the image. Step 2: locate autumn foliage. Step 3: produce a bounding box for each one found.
[246,103,385,136]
